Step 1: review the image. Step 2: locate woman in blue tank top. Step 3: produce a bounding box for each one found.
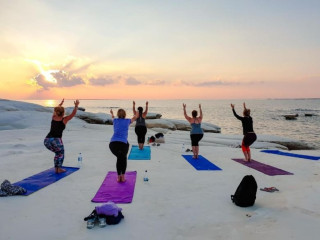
[183,103,204,159]
[133,101,148,150]
[44,99,80,173]
[109,108,138,182]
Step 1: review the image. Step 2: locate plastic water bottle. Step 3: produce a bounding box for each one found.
[182,143,185,153]
[143,170,149,182]
[78,153,82,168]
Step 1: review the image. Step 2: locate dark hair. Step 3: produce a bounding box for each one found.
[243,109,251,117]
[192,110,197,118]
[138,107,143,116]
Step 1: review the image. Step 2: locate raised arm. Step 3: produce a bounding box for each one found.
[183,103,192,122]
[131,111,139,123]
[132,101,137,115]
[243,102,247,110]
[110,109,115,119]
[58,98,64,106]
[63,99,80,124]
[231,103,243,120]
[198,104,203,121]
[142,101,149,118]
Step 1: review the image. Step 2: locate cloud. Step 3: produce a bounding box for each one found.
[33,74,57,90]
[52,70,85,87]
[125,77,141,85]
[31,70,85,90]
[88,77,115,86]
[145,80,167,86]
[180,80,265,87]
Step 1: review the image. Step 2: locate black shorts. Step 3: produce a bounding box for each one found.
[243,132,257,147]
[190,134,203,146]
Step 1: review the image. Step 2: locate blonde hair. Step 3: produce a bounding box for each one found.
[54,106,65,117]
[243,109,251,117]
[117,109,126,119]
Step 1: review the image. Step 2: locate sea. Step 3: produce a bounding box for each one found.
[24,99,320,149]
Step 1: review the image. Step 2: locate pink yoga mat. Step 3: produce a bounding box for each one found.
[91,171,137,203]
[232,159,293,176]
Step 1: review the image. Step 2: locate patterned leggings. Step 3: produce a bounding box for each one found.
[44,138,65,168]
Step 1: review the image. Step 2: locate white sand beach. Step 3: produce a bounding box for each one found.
[1,100,320,240]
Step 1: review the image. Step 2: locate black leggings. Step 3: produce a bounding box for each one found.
[135,126,147,144]
[190,134,204,146]
[109,141,129,175]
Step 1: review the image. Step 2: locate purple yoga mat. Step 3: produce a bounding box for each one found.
[232,159,293,176]
[91,171,137,203]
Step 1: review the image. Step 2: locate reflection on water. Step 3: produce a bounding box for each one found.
[23,99,320,149]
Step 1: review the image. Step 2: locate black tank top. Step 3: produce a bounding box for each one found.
[46,119,66,138]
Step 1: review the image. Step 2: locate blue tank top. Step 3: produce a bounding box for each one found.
[190,123,203,134]
[110,118,131,143]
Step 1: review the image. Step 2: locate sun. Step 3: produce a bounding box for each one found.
[44,100,56,107]
[27,59,59,83]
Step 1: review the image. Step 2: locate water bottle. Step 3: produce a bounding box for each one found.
[181,143,185,153]
[78,153,82,168]
[143,170,149,182]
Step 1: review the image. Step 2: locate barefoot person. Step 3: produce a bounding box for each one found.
[109,108,138,182]
[231,102,257,162]
[44,99,80,173]
[183,103,204,159]
[133,101,148,150]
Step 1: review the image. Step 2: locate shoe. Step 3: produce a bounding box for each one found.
[98,217,107,228]
[87,217,96,229]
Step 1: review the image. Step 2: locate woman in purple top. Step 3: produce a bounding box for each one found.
[44,99,80,173]
[109,108,138,182]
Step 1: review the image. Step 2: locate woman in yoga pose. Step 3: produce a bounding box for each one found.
[183,103,204,159]
[44,99,80,173]
[133,101,148,150]
[231,102,257,162]
[109,108,138,182]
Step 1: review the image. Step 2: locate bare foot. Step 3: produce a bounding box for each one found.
[55,167,66,174]
[120,175,126,182]
[117,175,121,182]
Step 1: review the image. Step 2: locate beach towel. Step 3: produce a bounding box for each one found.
[128,145,151,160]
[91,171,137,203]
[13,167,79,196]
[182,155,222,171]
[231,159,293,176]
[261,150,320,160]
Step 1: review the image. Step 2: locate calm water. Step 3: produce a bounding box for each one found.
[24,99,320,149]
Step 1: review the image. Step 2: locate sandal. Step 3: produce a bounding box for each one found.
[260,187,279,192]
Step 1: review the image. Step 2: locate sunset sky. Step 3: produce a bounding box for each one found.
[0,0,319,100]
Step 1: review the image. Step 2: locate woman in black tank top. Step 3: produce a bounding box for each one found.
[133,101,148,150]
[44,99,80,173]
[231,102,257,162]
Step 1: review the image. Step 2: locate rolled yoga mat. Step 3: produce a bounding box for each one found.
[182,155,222,171]
[91,171,137,203]
[231,159,293,176]
[128,145,151,160]
[14,167,79,196]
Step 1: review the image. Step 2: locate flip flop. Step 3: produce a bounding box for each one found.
[260,187,279,192]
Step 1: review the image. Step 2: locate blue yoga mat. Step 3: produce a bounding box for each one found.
[128,145,151,160]
[261,150,320,160]
[14,167,79,196]
[182,155,222,171]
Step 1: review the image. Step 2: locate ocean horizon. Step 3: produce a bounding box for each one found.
[22,98,320,149]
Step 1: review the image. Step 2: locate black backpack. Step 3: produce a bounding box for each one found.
[231,175,257,207]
